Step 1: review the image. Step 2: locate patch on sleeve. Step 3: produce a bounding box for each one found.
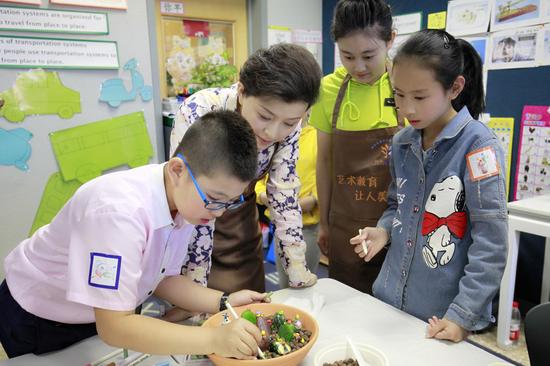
[88,252,121,290]
[466,146,500,181]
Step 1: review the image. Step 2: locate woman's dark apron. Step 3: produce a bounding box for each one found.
[207,145,279,293]
[328,74,403,294]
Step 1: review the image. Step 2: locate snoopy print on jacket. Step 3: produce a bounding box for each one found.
[421,175,468,269]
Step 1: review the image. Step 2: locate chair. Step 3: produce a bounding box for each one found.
[525,302,550,366]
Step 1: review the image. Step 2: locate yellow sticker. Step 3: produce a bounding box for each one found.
[428,11,447,29]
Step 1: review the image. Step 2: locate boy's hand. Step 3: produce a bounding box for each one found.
[211,318,261,359]
[228,290,271,307]
[426,316,469,342]
[349,227,388,262]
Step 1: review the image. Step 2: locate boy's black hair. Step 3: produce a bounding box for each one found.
[331,0,393,42]
[394,29,485,119]
[172,110,258,182]
[239,43,321,108]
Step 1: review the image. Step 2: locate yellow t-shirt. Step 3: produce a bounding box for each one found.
[255,125,319,226]
[309,67,398,133]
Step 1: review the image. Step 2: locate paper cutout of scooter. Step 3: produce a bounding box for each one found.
[0,69,81,123]
[49,111,153,184]
[29,172,82,236]
[99,58,153,107]
[0,127,33,171]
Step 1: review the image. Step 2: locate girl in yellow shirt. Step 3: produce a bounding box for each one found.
[309,0,403,294]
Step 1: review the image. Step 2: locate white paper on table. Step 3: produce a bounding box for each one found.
[282,292,325,316]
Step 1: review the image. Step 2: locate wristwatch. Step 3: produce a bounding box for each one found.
[219,292,230,311]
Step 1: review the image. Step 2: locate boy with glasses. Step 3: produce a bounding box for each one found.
[0,111,267,360]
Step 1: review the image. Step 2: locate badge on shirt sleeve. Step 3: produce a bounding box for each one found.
[384,98,396,107]
[466,146,500,181]
[88,252,121,290]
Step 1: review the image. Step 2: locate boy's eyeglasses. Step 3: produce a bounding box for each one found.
[176,153,245,211]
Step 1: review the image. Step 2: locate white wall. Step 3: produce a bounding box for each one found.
[249,0,323,67]
[0,0,162,279]
[267,0,322,31]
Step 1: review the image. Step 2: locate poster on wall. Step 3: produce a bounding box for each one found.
[292,29,322,66]
[49,0,127,10]
[487,117,515,195]
[487,25,541,69]
[267,25,292,46]
[490,0,542,32]
[514,105,550,200]
[393,12,422,35]
[0,35,119,69]
[446,0,491,36]
[388,34,411,60]
[427,11,447,29]
[0,6,109,35]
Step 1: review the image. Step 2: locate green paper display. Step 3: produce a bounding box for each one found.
[49,111,153,184]
[29,172,82,236]
[0,69,81,123]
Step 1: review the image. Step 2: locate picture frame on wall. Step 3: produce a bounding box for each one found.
[49,0,127,10]
[488,25,542,69]
[446,0,491,36]
[392,12,422,35]
[490,0,542,31]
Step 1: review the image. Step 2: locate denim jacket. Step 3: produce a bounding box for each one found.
[374,107,508,331]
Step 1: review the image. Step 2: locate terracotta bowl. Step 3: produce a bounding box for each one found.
[202,302,319,366]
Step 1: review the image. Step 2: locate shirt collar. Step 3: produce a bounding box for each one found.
[434,106,474,143]
[151,163,186,229]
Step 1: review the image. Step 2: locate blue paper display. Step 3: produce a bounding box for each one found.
[99,58,153,107]
[0,127,33,171]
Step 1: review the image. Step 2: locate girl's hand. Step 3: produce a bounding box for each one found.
[349,227,388,262]
[227,290,271,307]
[426,316,469,342]
[211,318,261,359]
[317,225,329,256]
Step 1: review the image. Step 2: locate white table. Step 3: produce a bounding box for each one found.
[497,194,550,348]
[1,278,512,366]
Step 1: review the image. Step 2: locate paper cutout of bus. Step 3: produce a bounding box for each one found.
[49,111,153,184]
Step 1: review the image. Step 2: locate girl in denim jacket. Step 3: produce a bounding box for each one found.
[350,29,508,343]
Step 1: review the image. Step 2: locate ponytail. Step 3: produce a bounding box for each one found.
[394,29,485,119]
[454,39,484,119]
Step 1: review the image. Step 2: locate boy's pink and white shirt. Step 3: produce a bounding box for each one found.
[5,164,194,324]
